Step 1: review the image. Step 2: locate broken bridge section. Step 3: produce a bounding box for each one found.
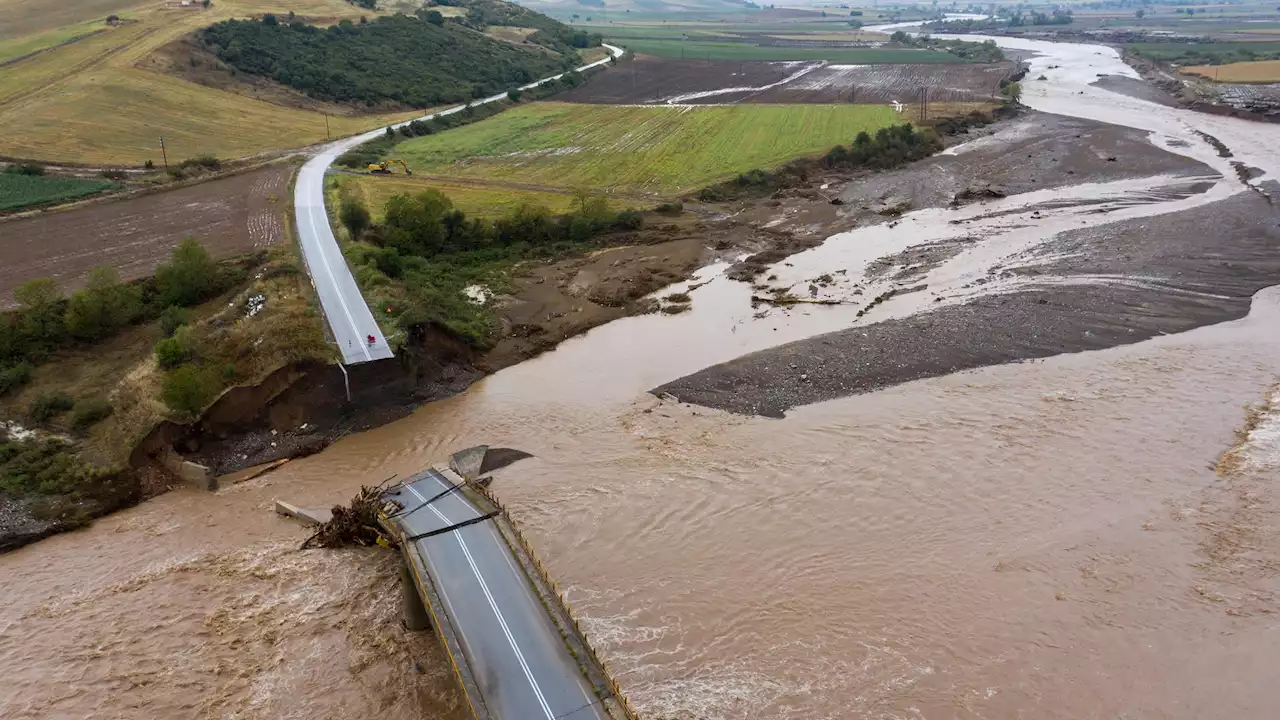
[379,454,637,720]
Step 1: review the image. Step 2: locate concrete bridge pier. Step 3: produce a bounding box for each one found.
[399,557,432,632]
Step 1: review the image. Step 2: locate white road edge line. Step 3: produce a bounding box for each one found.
[299,44,622,366]
[302,193,372,362]
[407,482,557,720]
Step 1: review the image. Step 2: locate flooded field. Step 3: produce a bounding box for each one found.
[2,31,1279,720]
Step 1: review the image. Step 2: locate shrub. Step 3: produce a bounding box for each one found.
[144,159,155,169]
[100,168,127,180]
[68,398,113,433]
[154,327,193,369]
[613,208,643,230]
[158,305,190,337]
[180,154,221,170]
[340,197,372,239]
[64,267,142,341]
[0,364,31,397]
[161,364,220,417]
[27,392,74,426]
[656,201,683,214]
[4,163,45,176]
[14,278,65,348]
[507,88,523,102]
[155,239,220,307]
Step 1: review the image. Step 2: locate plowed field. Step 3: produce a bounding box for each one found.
[0,164,291,306]
[564,56,1014,105]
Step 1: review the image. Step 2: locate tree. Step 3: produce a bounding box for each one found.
[161,365,219,417]
[424,9,444,25]
[154,327,194,369]
[155,239,219,307]
[14,278,64,345]
[202,0,212,8]
[64,267,142,341]
[1000,81,1022,104]
[1135,9,1145,18]
[340,197,372,238]
[507,88,523,102]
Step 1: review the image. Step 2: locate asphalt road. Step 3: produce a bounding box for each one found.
[294,45,623,366]
[386,470,609,720]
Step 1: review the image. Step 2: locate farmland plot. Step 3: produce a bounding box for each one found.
[0,173,117,212]
[390,102,899,196]
[0,164,291,305]
[753,62,1016,103]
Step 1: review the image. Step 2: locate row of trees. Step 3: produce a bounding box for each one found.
[0,241,235,398]
[342,188,642,261]
[200,14,573,108]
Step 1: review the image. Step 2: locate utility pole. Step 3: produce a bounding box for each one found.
[325,113,331,140]
[159,136,168,170]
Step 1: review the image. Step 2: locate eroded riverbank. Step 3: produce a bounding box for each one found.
[2,32,1279,720]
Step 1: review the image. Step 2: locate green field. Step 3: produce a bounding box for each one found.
[1125,40,1280,64]
[389,101,900,196]
[617,38,962,63]
[0,172,117,211]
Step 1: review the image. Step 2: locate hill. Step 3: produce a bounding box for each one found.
[199,9,597,108]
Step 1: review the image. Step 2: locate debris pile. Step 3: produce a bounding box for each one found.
[301,485,388,549]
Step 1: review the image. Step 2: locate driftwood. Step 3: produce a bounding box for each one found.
[301,484,388,549]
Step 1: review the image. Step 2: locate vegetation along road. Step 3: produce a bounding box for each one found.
[296,43,622,365]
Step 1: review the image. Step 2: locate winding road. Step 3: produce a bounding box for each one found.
[294,44,623,365]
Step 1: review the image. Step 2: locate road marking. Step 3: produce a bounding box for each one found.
[407,482,557,720]
[297,44,620,367]
[299,172,373,362]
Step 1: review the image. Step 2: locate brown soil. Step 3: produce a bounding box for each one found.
[487,233,710,369]
[559,54,1014,105]
[0,163,290,306]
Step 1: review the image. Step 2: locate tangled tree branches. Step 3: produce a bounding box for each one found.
[302,485,388,549]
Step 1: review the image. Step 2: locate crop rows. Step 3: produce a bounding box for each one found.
[0,173,116,212]
[392,102,899,196]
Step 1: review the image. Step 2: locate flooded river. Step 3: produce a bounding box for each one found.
[4,35,1279,720]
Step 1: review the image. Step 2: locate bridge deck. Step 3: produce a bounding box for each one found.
[383,470,611,720]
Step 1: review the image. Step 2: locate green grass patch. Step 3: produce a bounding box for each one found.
[0,173,116,212]
[618,38,962,63]
[391,102,901,196]
[1126,40,1280,65]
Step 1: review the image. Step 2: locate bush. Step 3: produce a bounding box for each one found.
[4,163,45,176]
[14,278,65,349]
[0,363,31,397]
[158,305,190,337]
[613,208,643,230]
[100,168,127,181]
[64,267,142,341]
[507,88,523,102]
[68,398,113,433]
[340,197,372,239]
[27,392,74,426]
[656,201,683,214]
[161,364,220,417]
[180,154,221,170]
[155,239,220,307]
[154,327,193,369]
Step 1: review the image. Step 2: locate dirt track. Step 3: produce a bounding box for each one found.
[560,55,1013,105]
[0,164,291,306]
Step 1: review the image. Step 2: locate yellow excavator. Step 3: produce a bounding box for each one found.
[367,158,412,176]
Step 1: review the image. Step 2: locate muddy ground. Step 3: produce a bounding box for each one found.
[182,219,772,477]
[560,54,1013,105]
[654,121,1280,417]
[0,164,290,305]
[714,111,1209,279]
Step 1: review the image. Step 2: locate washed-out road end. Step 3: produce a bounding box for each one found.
[294,44,625,365]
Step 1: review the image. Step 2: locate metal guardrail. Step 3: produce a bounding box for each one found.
[467,480,642,720]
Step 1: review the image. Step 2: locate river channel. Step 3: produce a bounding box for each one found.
[2,32,1278,720]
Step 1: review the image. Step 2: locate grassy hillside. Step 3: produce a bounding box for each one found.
[0,0,601,165]
[200,13,575,108]
[389,101,900,196]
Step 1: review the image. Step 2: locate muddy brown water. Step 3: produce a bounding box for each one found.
[3,36,1280,720]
